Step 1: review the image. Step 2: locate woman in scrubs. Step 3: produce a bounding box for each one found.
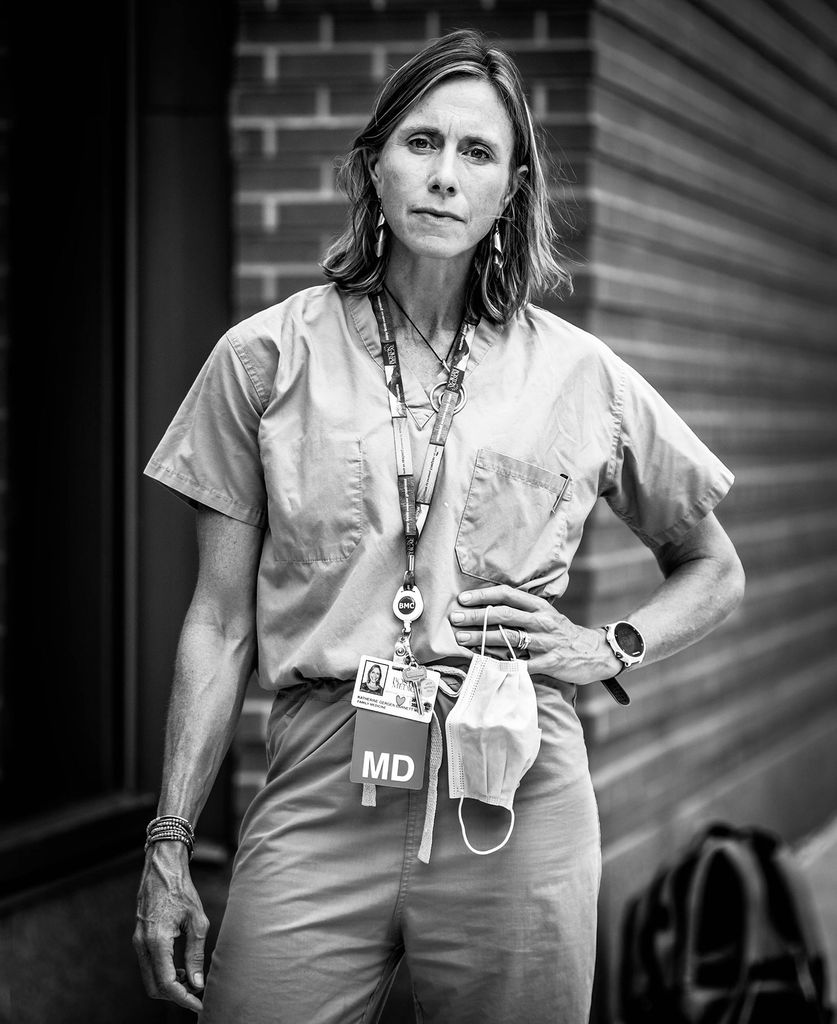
[134,29,744,1024]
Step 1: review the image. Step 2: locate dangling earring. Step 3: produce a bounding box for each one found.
[492,221,504,271]
[375,202,386,259]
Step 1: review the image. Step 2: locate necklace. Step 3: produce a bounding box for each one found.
[383,285,459,371]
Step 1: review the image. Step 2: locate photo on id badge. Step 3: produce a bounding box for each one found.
[359,659,388,695]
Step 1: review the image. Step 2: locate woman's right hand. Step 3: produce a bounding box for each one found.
[133,842,209,1012]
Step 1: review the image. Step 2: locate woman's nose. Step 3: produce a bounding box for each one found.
[428,150,458,195]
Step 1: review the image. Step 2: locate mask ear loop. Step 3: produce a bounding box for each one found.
[498,625,517,660]
[480,604,517,661]
[480,605,491,657]
[458,801,516,856]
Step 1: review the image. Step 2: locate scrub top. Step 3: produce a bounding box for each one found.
[145,283,733,690]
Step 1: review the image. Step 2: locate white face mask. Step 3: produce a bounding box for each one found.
[445,608,542,855]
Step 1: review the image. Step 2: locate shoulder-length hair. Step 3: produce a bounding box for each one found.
[321,29,572,324]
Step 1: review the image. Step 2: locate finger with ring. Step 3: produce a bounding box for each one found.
[457,627,534,653]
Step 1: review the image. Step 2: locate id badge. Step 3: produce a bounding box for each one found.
[350,710,428,790]
[351,656,440,723]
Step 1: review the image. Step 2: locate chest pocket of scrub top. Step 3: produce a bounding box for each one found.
[266,436,364,563]
[456,449,571,587]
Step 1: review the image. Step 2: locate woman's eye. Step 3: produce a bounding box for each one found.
[409,137,433,151]
[466,147,491,162]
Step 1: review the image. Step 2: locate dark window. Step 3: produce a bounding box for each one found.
[1,2,234,898]
[2,7,129,822]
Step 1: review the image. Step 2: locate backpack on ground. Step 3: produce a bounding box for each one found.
[620,821,833,1024]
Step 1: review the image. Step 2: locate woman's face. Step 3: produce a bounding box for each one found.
[368,665,382,685]
[368,77,524,267]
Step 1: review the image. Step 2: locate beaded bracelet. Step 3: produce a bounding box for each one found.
[146,826,194,843]
[144,833,194,857]
[145,831,194,857]
[145,815,195,858]
[146,815,195,840]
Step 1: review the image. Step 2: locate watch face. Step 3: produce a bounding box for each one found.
[614,621,645,657]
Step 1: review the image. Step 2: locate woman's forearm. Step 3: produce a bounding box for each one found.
[624,513,745,672]
[156,605,257,825]
[626,546,745,672]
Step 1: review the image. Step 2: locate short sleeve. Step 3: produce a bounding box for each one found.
[603,361,734,548]
[144,335,267,526]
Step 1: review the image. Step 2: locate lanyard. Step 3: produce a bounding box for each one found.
[370,291,478,664]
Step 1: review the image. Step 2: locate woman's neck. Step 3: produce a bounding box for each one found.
[384,247,470,336]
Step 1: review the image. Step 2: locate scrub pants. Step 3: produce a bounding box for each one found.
[200,677,601,1024]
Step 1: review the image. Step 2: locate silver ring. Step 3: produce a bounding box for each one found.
[516,630,531,652]
[430,382,467,415]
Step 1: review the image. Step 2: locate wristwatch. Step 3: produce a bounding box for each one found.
[599,621,646,706]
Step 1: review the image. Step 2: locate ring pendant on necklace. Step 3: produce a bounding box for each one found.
[430,381,468,414]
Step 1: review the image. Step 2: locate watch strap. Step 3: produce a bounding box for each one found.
[600,624,633,706]
[601,676,631,706]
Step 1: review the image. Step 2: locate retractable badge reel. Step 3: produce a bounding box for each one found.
[392,583,423,666]
[393,583,433,714]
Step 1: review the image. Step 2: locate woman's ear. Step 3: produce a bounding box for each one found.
[504,164,528,208]
[366,151,382,195]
